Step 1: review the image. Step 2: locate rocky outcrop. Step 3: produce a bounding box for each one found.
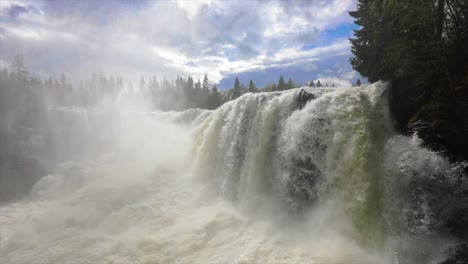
[0,154,52,202]
[296,89,316,109]
[389,79,468,163]
[439,244,468,264]
[408,120,468,162]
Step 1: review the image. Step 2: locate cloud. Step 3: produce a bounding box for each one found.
[302,62,318,72]
[172,0,215,20]
[0,0,357,87]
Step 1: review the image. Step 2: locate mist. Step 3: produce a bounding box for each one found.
[2,77,465,263]
[2,1,468,264]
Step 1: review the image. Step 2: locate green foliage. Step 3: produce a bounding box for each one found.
[349,0,468,97]
[356,79,361,87]
[287,78,295,89]
[232,77,241,99]
[209,85,222,110]
[277,75,286,90]
[248,80,256,93]
[3,53,308,112]
[10,54,28,81]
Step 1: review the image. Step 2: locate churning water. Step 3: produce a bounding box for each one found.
[1,82,466,263]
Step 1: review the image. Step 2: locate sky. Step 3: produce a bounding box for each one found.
[0,0,361,89]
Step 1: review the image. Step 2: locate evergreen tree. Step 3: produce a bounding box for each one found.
[287,78,294,90]
[356,79,361,87]
[10,53,28,81]
[316,80,322,87]
[309,80,315,87]
[202,74,210,90]
[271,83,277,91]
[202,74,210,92]
[232,77,241,99]
[201,74,210,108]
[248,80,256,93]
[209,85,222,109]
[186,76,194,91]
[194,79,202,107]
[277,75,286,90]
[349,0,468,94]
[184,75,194,107]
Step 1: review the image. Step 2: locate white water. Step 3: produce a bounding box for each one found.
[1,82,466,263]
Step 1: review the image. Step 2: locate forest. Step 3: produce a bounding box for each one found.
[349,0,468,161]
[2,54,334,111]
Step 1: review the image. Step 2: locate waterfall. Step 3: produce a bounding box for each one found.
[0,82,466,263]
[193,83,393,236]
[191,81,467,256]
[53,107,95,159]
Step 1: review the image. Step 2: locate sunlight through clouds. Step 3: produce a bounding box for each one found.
[0,0,359,87]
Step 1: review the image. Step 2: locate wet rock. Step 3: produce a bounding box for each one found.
[439,244,468,264]
[0,154,52,202]
[389,80,468,163]
[408,120,468,163]
[285,157,322,213]
[296,89,316,109]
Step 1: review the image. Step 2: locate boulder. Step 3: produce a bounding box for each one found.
[439,244,468,264]
[296,89,316,109]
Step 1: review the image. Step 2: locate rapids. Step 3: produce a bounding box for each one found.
[1,82,466,263]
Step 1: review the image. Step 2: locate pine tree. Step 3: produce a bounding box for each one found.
[10,53,28,81]
[232,77,241,99]
[201,74,210,108]
[184,76,194,107]
[316,80,322,87]
[202,74,210,90]
[277,75,286,90]
[309,80,315,87]
[186,76,194,90]
[356,79,361,87]
[287,78,294,90]
[209,85,222,109]
[348,0,467,92]
[248,80,256,93]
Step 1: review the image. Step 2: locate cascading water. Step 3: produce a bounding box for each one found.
[193,83,393,228]
[0,82,466,263]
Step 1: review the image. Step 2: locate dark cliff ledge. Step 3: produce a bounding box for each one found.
[438,244,468,264]
[389,77,468,163]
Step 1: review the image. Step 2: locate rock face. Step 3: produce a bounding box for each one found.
[408,113,468,163]
[285,157,323,213]
[388,79,468,163]
[439,244,468,264]
[296,89,316,109]
[0,154,51,202]
[387,80,468,245]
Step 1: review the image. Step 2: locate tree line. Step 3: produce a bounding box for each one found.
[2,54,336,112]
[349,0,468,128]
